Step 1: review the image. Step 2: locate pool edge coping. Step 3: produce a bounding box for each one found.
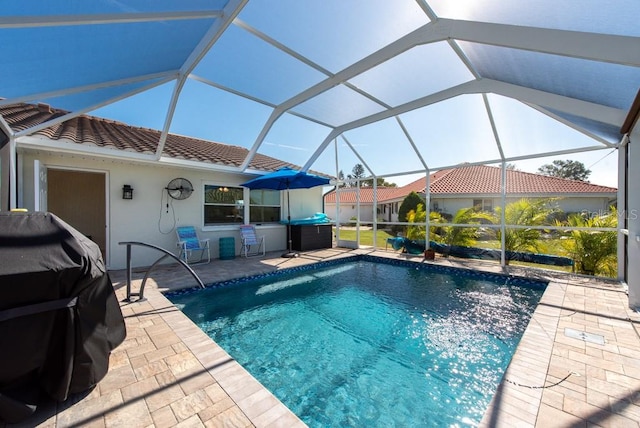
[480,279,565,426]
[143,288,307,428]
[162,253,553,427]
[164,253,549,299]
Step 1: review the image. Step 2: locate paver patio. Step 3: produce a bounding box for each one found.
[5,247,640,427]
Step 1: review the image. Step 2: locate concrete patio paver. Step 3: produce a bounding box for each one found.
[4,247,640,427]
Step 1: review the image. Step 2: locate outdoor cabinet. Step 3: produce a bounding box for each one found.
[289,224,332,251]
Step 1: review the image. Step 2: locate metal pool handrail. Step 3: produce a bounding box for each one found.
[119,241,205,302]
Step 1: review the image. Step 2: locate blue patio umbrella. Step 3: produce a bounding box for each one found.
[241,167,330,257]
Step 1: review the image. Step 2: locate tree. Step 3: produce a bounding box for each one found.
[537,160,591,182]
[343,163,397,187]
[494,198,557,253]
[361,177,397,187]
[559,208,617,276]
[398,191,424,225]
[406,204,444,241]
[436,207,495,250]
[347,163,366,186]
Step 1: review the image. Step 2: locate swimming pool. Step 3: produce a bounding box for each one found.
[167,256,546,427]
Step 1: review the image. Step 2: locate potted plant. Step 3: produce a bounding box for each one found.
[424,248,436,260]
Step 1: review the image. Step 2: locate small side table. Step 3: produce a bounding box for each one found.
[219,237,235,260]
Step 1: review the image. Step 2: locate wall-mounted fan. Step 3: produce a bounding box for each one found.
[165,178,193,200]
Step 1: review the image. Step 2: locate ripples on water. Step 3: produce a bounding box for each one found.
[170,261,544,427]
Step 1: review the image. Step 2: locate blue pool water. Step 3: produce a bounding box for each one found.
[167,257,545,427]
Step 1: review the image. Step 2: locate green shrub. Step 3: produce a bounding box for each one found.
[559,208,618,276]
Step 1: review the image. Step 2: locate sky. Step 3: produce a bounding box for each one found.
[94,80,621,189]
[87,0,633,191]
[6,0,624,186]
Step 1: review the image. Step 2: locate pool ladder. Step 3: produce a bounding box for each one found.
[119,241,205,302]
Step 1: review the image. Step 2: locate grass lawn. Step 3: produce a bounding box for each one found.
[476,238,568,255]
[334,228,394,248]
[336,229,569,254]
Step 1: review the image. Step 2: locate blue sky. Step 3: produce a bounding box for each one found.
[94,80,620,189]
[88,0,627,189]
[67,0,625,190]
[2,1,631,189]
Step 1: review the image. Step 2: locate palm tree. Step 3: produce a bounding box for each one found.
[406,204,443,241]
[439,207,495,249]
[494,198,556,253]
[560,208,618,276]
[406,206,495,257]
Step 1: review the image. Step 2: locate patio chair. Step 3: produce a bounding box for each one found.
[239,224,265,258]
[176,226,210,264]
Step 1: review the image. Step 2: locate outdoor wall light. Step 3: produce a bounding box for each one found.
[122,184,134,200]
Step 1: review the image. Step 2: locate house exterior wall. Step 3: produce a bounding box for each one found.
[431,198,483,217]
[326,202,375,224]
[433,196,614,218]
[627,127,640,309]
[327,195,615,225]
[552,197,614,215]
[18,150,325,270]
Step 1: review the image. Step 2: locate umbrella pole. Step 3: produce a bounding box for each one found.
[282,187,299,258]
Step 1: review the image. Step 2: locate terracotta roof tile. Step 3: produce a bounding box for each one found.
[428,165,616,195]
[1,103,309,173]
[325,165,616,203]
[324,187,400,204]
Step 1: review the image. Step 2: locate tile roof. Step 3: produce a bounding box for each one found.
[324,165,616,204]
[429,165,617,195]
[1,103,300,173]
[324,187,400,204]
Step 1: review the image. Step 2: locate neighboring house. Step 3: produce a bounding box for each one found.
[1,103,328,269]
[324,165,617,224]
[322,187,401,224]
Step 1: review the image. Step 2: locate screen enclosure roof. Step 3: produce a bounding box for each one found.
[1,0,638,181]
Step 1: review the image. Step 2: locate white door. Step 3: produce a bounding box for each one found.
[34,159,47,212]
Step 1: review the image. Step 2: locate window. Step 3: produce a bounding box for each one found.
[204,185,244,225]
[249,189,280,223]
[473,199,493,211]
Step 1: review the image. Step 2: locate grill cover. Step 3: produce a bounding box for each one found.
[0,212,126,423]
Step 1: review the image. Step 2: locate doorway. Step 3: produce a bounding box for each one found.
[47,169,107,262]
